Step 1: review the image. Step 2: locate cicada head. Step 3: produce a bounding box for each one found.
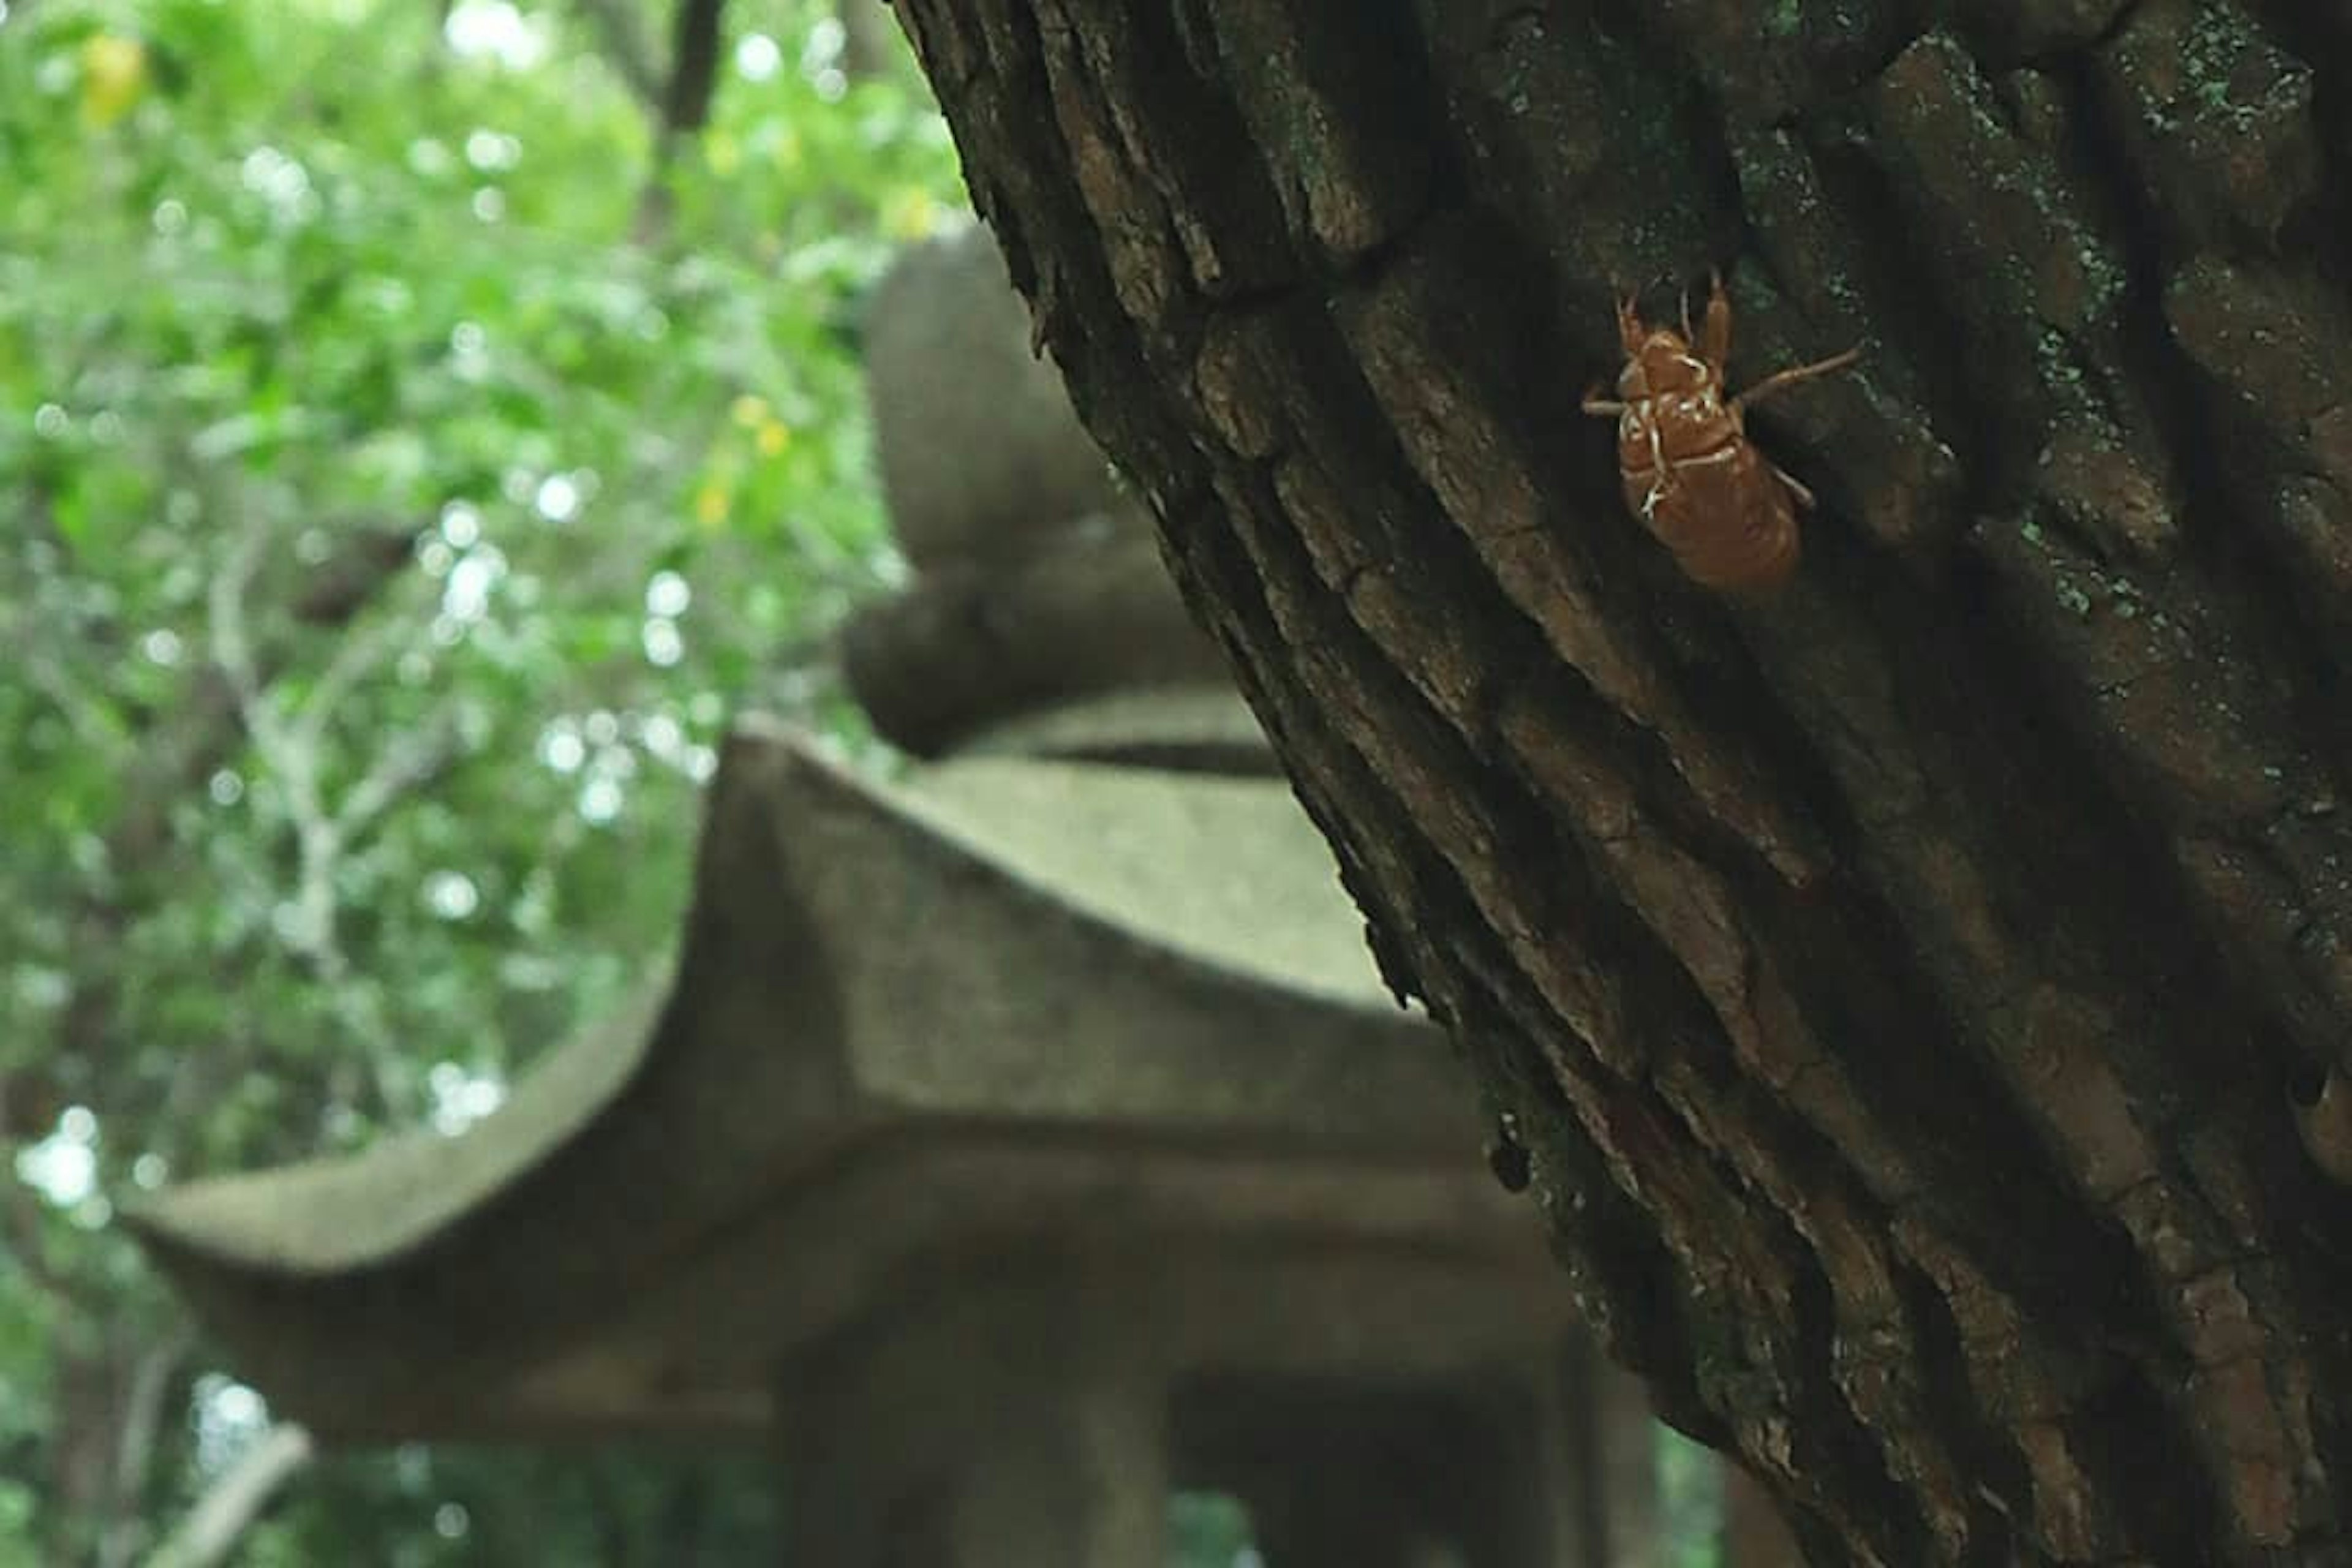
[1610,288,1716,401]
[1632,330,1713,398]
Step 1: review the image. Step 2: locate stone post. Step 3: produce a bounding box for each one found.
[776,1269,1167,1567]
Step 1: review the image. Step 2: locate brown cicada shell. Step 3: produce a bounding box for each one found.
[1581,273,1860,593]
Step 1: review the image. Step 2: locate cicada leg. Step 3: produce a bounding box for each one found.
[1734,344,1863,411]
[1703,269,1733,368]
[1613,293,1646,360]
[1767,458,1819,511]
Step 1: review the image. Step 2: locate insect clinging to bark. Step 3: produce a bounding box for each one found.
[1581,272,1860,594]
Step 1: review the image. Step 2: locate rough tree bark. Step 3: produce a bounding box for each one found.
[884,2,2352,1564]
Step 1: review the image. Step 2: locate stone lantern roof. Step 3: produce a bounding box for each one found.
[128,710,1539,1440]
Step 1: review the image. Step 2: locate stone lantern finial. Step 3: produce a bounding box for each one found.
[846,224,1254,764]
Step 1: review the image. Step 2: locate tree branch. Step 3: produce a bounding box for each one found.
[567,0,666,110]
[205,519,470,1000]
[658,0,726,137]
[633,0,728,239]
[96,1327,198,1568]
[140,1423,315,1568]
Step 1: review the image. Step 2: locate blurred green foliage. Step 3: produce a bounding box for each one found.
[1167,1491,1259,1567]
[1658,1424,1727,1568]
[0,0,962,1559]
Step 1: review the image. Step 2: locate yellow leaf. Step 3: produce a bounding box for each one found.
[694,481,730,527]
[80,34,148,130]
[882,187,940,242]
[729,393,769,428]
[756,418,790,458]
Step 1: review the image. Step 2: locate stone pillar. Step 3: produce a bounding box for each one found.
[1722,1466,1807,1568]
[1170,1371,1559,1567]
[775,1270,1167,1567]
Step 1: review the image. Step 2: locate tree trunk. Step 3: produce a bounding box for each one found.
[885,3,2352,1564]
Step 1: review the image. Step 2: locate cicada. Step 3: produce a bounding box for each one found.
[1581,273,1859,592]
